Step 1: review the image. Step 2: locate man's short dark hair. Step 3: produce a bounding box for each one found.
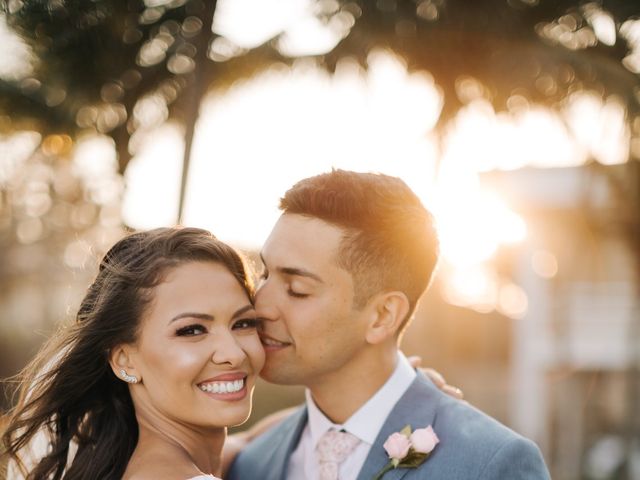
[280,169,439,327]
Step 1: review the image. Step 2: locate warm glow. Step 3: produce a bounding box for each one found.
[584,4,616,46]
[440,99,585,172]
[620,19,640,73]
[122,123,183,228]
[180,51,442,248]
[532,250,559,278]
[213,0,312,50]
[497,282,528,319]
[0,14,34,81]
[0,0,627,319]
[73,134,123,206]
[113,50,629,313]
[563,92,629,165]
[433,178,527,268]
[0,131,42,185]
[442,266,497,313]
[211,0,358,58]
[3,3,629,299]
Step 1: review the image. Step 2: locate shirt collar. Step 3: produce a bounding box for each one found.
[305,352,416,448]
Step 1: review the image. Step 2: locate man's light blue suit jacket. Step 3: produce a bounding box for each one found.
[228,373,551,479]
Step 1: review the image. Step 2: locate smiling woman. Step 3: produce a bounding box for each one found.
[112,261,265,444]
[1,227,264,480]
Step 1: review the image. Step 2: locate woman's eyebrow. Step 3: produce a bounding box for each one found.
[231,305,255,319]
[168,305,254,325]
[167,312,213,325]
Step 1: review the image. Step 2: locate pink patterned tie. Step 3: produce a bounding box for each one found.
[316,429,360,480]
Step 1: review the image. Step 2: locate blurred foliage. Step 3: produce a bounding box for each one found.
[0,136,125,411]
[327,0,640,126]
[1,0,639,171]
[2,0,219,175]
[1,0,639,226]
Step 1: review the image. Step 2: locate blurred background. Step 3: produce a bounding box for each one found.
[1,0,639,478]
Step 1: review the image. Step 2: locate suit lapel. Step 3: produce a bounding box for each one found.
[271,407,309,480]
[356,374,440,480]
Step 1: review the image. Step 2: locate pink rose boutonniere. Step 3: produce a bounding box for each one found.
[372,425,439,480]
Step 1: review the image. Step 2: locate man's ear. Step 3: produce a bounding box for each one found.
[109,344,141,384]
[365,291,410,345]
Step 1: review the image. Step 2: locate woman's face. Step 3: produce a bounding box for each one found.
[125,261,264,430]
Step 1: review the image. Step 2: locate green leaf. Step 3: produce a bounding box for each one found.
[397,451,430,468]
[399,425,412,437]
[372,461,395,480]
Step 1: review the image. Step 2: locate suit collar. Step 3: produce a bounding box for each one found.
[272,407,308,480]
[305,353,417,447]
[356,373,441,480]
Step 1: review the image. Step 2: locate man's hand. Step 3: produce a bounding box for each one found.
[407,355,464,400]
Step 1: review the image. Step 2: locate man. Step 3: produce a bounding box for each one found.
[228,170,550,479]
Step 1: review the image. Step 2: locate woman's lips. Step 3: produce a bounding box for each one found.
[197,376,249,400]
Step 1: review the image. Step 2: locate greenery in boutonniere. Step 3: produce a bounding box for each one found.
[372,424,439,480]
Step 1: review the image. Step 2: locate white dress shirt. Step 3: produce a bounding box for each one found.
[287,353,417,480]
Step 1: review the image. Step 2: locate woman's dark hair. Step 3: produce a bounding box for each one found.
[1,227,254,479]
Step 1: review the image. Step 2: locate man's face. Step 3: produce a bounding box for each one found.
[255,214,370,386]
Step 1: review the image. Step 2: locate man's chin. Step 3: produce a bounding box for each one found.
[258,364,303,386]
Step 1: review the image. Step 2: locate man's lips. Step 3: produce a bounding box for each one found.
[260,334,292,349]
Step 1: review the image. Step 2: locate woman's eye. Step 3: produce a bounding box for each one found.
[233,318,262,330]
[176,324,207,336]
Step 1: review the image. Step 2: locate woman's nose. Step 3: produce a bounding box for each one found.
[211,333,246,367]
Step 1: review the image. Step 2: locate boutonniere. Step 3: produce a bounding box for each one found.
[372,425,439,480]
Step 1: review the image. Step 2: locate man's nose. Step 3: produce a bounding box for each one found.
[254,281,278,322]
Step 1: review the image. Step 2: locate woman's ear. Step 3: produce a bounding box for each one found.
[109,344,142,384]
[365,291,410,345]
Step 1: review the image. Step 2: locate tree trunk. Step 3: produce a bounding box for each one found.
[177,0,218,224]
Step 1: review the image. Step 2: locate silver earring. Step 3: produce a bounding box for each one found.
[120,369,138,384]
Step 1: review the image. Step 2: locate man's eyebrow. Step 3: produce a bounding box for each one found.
[279,267,324,283]
[259,253,323,283]
[168,305,254,325]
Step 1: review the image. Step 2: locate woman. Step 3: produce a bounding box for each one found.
[2,227,264,479]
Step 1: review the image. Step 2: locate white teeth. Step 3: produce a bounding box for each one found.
[199,378,245,394]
